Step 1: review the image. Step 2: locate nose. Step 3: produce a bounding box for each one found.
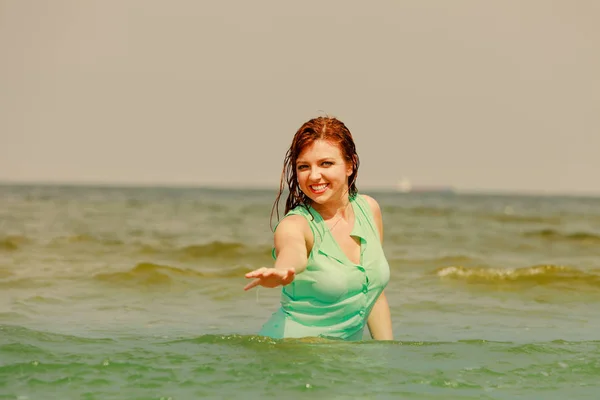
[309,167,321,181]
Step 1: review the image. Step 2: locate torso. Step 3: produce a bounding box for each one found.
[302,203,364,266]
[326,218,361,265]
[260,194,391,340]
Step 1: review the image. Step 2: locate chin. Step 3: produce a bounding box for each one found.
[309,191,333,205]
[309,196,326,205]
[300,189,325,204]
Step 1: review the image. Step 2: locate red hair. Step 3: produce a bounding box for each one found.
[270,116,360,228]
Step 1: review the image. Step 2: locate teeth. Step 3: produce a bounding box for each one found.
[311,184,327,191]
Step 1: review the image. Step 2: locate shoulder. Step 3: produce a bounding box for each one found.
[274,214,312,241]
[274,205,312,231]
[276,213,309,232]
[273,213,313,254]
[359,194,382,219]
[358,194,384,240]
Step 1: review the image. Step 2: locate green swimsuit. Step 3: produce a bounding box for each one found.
[259,194,390,341]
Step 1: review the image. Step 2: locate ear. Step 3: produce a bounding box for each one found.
[346,155,357,176]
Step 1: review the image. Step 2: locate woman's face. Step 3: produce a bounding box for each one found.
[296,139,352,206]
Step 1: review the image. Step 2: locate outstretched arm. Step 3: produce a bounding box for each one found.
[244,215,309,291]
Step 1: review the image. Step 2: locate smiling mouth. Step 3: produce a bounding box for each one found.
[309,183,329,193]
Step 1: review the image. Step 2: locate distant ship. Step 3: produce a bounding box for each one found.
[396,177,455,194]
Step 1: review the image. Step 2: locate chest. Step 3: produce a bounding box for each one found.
[328,222,361,265]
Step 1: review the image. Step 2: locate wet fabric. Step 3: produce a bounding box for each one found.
[259,194,390,340]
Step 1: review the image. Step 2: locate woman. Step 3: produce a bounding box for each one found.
[244,116,393,341]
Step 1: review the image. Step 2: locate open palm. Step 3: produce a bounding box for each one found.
[243,267,295,291]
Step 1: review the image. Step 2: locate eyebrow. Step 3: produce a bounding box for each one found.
[296,158,334,164]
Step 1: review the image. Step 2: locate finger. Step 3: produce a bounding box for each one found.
[243,278,261,291]
[245,267,267,278]
[263,269,278,278]
[246,267,267,277]
[263,269,283,280]
[247,270,272,280]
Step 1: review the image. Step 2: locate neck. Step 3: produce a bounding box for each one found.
[311,196,351,221]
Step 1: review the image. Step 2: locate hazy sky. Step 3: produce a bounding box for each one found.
[1,1,599,194]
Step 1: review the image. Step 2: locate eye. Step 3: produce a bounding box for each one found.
[322,161,333,167]
[297,164,308,171]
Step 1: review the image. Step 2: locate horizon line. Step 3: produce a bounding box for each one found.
[0,179,599,199]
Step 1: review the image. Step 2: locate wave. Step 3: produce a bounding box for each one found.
[0,267,13,279]
[0,234,126,252]
[178,241,270,259]
[0,312,29,322]
[140,240,273,262]
[42,236,272,263]
[405,207,455,217]
[0,324,115,344]
[436,265,600,288]
[49,234,124,246]
[46,236,272,260]
[393,255,477,266]
[166,334,419,347]
[3,324,598,349]
[523,229,600,244]
[487,214,561,225]
[94,262,252,286]
[161,335,600,353]
[0,235,30,251]
[0,278,54,289]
